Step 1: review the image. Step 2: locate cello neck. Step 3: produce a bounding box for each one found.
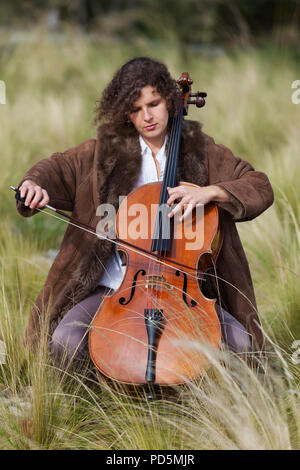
[163,107,184,190]
[150,107,183,253]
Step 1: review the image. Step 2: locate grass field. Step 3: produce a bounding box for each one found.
[0,27,299,449]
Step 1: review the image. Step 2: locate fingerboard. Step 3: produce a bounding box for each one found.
[151,107,183,252]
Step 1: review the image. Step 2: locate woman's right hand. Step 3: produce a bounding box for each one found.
[19,180,50,209]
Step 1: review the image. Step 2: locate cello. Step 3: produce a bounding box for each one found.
[89,73,222,386]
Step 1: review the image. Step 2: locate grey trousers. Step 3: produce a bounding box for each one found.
[49,286,252,369]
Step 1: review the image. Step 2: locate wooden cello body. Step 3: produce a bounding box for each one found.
[89,74,222,386]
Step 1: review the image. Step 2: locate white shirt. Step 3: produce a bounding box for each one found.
[98,135,168,290]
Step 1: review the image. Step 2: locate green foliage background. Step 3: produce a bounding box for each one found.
[0,2,299,450]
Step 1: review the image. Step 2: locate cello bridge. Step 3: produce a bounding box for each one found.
[145,275,174,290]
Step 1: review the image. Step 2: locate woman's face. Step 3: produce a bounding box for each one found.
[129,85,169,147]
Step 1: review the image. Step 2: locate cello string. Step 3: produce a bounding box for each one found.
[157,109,182,313]
[166,109,182,285]
[161,107,183,315]
[148,109,179,315]
[147,117,175,315]
[160,111,180,309]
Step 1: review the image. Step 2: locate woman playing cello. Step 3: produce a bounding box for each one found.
[16,57,274,382]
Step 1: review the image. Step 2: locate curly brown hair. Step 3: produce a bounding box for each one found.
[94,57,181,131]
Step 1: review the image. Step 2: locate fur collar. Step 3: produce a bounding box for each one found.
[96,119,208,208]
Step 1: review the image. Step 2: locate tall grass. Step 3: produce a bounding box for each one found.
[0,27,299,449]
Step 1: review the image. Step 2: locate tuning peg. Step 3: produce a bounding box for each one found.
[188,96,206,108]
[190,91,207,98]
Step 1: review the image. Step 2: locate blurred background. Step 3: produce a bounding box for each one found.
[1,0,300,48]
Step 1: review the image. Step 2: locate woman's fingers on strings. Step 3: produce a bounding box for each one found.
[169,197,189,219]
[169,200,195,221]
[167,187,188,207]
[167,191,182,207]
[180,203,194,221]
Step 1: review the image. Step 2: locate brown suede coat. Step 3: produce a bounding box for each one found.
[17,120,274,351]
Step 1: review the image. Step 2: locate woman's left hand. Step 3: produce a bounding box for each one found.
[167,184,229,221]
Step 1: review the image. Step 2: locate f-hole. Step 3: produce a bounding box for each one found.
[119,269,146,305]
[175,270,197,307]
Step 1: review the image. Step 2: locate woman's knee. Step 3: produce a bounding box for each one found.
[49,323,88,366]
[227,326,252,354]
[216,305,252,354]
